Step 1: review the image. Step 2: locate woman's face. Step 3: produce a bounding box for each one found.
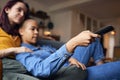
[5,2,27,25]
[19,19,39,44]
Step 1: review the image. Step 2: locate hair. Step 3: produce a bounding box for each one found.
[0,0,30,35]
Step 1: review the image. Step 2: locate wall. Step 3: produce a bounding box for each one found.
[0,0,7,9]
[101,18,120,58]
[50,10,72,42]
[0,0,48,12]
[49,9,86,42]
[25,0,48,12]
[102,18,120,46]
[1,0,120,46]
[71,10,85,38]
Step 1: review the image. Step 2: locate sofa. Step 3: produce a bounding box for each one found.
[2,39,117,79]
[0,39,65,80]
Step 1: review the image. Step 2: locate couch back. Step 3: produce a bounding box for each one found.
[37,39,64,49]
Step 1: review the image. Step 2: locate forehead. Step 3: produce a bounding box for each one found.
[12,2,27,11]
[24,20,38,28]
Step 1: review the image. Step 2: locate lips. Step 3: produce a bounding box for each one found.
[33,35,38,38]
[32,36,37,38]
[32,36,38,40]
[17,16,24,22]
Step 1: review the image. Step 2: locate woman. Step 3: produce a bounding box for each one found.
[0,0,39,80]
[0,0,32,57]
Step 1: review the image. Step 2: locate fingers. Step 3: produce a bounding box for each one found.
[90,32,99,38]
[85,31,100,45]
[77,62,86,70]
[69,61,86,70]
[19,47,32,53]
[74,61,86,70]
[24,47,32,52]
[86,30,98,38]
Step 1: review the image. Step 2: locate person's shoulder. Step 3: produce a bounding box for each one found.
[21,43,36,50]
[0,27,3,32]
[0,27,8,35]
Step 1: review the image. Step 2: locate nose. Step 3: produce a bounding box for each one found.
[20,11,24,17]
[35,29,38,34]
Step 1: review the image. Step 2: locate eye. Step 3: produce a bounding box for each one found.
[17,7,26,15]
[31,28,35,31]
[30,26,39,32]
[17,7,22,12]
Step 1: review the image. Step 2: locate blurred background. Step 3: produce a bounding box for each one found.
[0,0,120,61]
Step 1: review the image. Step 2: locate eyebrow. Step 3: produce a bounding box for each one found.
[31,25,38,28]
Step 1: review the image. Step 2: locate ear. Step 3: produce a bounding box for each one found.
[19,28,24,36]
[5,7,10,13]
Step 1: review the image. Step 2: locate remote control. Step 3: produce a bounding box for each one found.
[95,26,114,35]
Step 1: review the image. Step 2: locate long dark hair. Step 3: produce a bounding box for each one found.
[0,0,30,35]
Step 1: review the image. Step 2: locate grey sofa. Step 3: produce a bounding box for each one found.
[0,39,65,80]
[37,39,64,49]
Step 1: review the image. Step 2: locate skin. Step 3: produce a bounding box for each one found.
[19,19,39,45]
[5,2,27,26]
[19,19,99,70]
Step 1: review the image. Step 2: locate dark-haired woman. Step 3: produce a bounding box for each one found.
[0,0,32,57]
[0,0,39,80]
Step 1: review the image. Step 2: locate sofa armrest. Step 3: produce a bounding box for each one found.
[0,59,2,80]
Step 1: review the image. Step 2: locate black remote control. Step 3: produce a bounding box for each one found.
[95,26,114,35]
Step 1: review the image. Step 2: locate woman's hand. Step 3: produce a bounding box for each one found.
[69,57,86,70]
[13,47,32,54]
[0,47,32,58]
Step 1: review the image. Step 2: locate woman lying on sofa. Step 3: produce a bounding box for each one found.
[16,18,120,80]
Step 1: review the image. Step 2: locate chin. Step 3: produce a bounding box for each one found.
[30,39,37,44]
[15,21,22,24]
[15,19,23,24]
[32,41,37,44]
[30,42,36,45]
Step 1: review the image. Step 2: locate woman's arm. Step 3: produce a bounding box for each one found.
[0,47,32,58]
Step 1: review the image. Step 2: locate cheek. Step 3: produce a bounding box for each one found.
[8,13,14,20]
[23,31,33,39]
[8,10,16,17]
[8,12,18,23]
[23,35,32,42]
